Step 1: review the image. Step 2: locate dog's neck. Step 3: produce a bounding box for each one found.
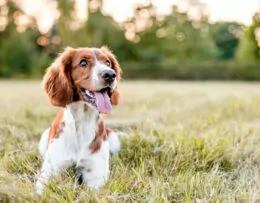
[67,101,99,122]
[65,101,99,144]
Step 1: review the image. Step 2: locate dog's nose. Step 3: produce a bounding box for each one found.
[101,70,116,83]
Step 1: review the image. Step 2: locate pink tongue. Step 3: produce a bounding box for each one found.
[93,91,112,114]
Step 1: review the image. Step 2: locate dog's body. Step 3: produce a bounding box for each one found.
[36,47,121,193]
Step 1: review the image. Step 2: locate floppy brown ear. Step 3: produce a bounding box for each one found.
[110,85,121,105]
[42,47,75,107]
[101,46,122,105]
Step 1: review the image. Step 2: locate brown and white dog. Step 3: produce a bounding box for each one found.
[36,46,121,193]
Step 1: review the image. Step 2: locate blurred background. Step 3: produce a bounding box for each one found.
[0,0,259,80]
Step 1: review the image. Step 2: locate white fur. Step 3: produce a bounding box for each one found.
[38,128,49,157]
[108,132,121,154]
[36,101,114,194]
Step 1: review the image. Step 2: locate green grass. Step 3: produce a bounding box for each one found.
[0,80,260,202]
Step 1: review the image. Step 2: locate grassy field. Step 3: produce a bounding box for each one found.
[0,80,260,202]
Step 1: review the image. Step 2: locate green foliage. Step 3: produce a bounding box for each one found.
[0,32,34,77]
[236,13,260,63]
[235,30,256,63]
[159,6,218,62]
[248,12,260,61]
[122,62,260,80]
[0,0,49,77]
[0,0,259,79]
[211,22,243,60]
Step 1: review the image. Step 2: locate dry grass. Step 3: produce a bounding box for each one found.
[0,80,260,202]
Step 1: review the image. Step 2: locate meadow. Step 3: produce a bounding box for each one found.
[0,80,260,202]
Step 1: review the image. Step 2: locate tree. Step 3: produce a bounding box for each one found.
[122,2,162,62]
[248,12,260,61]
[236,29,256,63]
[123,4,218,63]
[211,22,243,60]
[236,12,260,63]
[0,0,42,77]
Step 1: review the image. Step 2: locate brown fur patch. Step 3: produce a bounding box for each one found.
[42,48,75,107]
[110,86,121,105]
[70,49,94,90]
[89,115,108,153]
[84,104,88,112]
[105,127,113,135]
[48,109,65,144]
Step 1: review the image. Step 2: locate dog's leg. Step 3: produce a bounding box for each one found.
[36,154,54,194]
[77,141,110,189]
[36,142,73,194]
[106,128,121,154]
[38,128,50,158]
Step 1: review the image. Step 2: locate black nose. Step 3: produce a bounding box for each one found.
[101,70,116,83]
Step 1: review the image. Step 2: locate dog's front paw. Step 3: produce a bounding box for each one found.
[108,131,122,154]
[35,180,45,195]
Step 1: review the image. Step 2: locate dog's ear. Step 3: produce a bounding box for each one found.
[110,86,121,105]
[101,46,122,105]
[42,47,75,107]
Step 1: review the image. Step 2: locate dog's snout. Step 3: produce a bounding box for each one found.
[101,70,116,83]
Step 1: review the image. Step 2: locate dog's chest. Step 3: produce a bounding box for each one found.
[63,101,99,159]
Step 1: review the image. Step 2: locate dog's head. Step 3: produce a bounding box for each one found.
[42,46,122,114]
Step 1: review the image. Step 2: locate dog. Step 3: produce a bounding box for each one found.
[36,46,122,194]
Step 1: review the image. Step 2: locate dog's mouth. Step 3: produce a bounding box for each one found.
[80,87,112,114]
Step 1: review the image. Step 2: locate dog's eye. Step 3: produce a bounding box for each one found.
[80,59,88,67]
[106,60,111,67]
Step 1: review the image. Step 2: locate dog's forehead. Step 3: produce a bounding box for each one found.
[73,48,94,60]
[92,48,107,60]
[72,48,107,63]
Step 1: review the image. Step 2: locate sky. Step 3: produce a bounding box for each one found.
[22,0,260,33]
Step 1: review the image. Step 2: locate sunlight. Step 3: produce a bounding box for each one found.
[20,0,259,32]
[207,0,259,25]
